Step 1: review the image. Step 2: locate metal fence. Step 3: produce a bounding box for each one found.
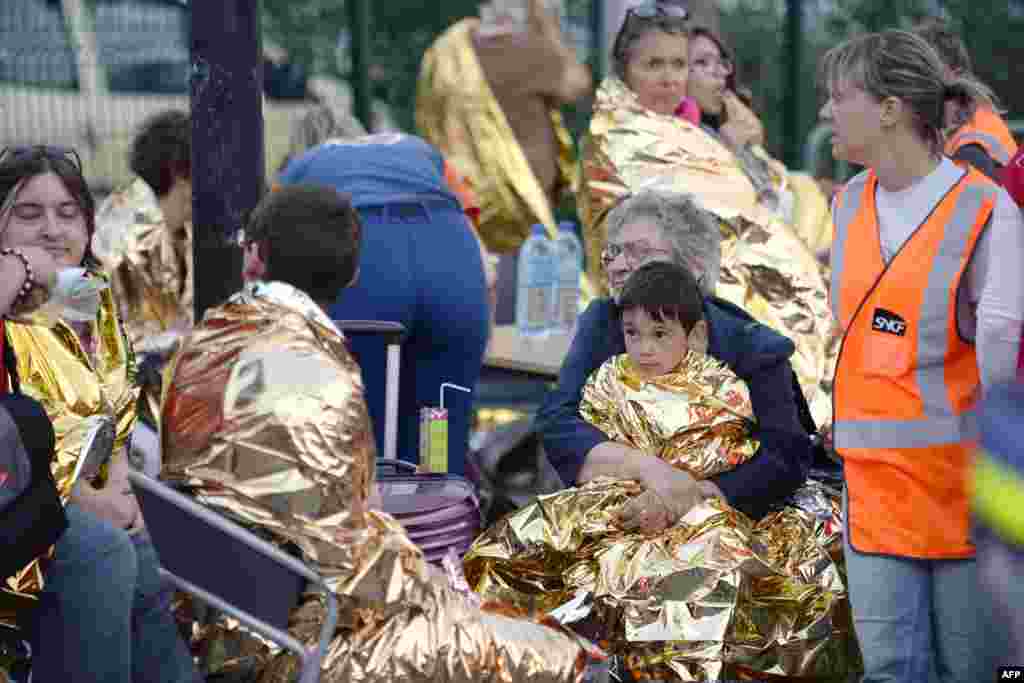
[0,0,347,193]
[0,0,602,194]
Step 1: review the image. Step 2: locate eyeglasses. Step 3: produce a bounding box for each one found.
[625,1,690,21]
[601,241,673,268]
[0,146,83,172]
[691,55,734,77]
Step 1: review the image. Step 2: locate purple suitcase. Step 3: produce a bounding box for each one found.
[336,321,481,565]
[376,459,480,565]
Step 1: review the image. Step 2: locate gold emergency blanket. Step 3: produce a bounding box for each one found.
[2,285,138,599]
[580,353,758,479]
[731,139,834,258]
[160,281,590,683]
[789,172,835,256]
[464,353,860,681]
[416,18,577,253]
[579,78,835,427]
[93,177,194,356]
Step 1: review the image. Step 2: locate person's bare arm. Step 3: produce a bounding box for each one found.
[0,247,59,318]
[581,442,704,529]
[577,441,653,483]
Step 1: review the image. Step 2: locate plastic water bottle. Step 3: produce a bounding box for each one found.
[554,221,583,335]
[516,224,557,338]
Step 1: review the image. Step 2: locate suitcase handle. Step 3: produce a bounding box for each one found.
[376,458,418,474]
[334,320,407,347]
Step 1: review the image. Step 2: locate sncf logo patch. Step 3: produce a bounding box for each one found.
[872,308,907,337]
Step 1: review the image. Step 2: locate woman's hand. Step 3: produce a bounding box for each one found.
[2,246,60,317]
[14,246,60,292]
[618,458,704,529]
[614,489,673,533]
[720,91,765,149]
[72,478,141,531]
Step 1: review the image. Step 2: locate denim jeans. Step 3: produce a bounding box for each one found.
[843,497,996,683]
[26,504,199,683]
[329,201,489,476]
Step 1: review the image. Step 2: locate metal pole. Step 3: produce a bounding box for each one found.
[348,0,372,132]
[190,0,262,320]
[785,0,803,169]
[590,0,605,85]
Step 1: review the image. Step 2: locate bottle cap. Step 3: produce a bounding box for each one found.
[558,221,576,233]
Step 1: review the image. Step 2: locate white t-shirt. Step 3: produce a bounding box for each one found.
[837,158,1024,388]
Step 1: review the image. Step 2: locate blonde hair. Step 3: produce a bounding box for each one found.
[820,30,996,154]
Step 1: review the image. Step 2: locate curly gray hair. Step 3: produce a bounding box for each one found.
[605,189,721,295]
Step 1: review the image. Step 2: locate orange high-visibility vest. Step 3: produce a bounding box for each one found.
[830,166,998,559]
[946,108,1019,166]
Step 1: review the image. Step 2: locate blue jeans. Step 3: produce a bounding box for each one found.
[27,504,199,683]
[329,201,489,476]
[843,497,996,683]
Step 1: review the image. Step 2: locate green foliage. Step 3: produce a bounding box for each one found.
[719,0,1024,177]
[260,0,1022,175]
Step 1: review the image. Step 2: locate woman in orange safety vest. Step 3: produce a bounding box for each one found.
[820,30,1024,683]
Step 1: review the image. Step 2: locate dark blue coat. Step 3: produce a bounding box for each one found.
[536,296,813,519]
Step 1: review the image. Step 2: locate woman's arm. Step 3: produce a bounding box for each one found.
[971,189,1024,388]
[0,247,59,318]
[535,301,618,486]
[708,360,812,519]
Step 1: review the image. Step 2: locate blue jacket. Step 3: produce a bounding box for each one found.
[536,296,812,519]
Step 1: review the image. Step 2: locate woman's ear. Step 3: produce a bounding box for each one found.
[879,96,904,129]
[688,319,709,355]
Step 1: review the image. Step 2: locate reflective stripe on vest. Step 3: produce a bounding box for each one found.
[833,408,979,449]
[952,131,1013,164]
[828,173,868,321]
[946,109,1019,166]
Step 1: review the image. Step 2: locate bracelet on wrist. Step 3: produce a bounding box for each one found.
[1,248,36,304]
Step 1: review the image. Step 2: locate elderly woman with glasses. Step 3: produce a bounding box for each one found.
[464,189,860,680]
[578,1,836,429]
[0,146,199,682]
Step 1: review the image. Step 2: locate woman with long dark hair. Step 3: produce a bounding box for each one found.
[0,146,199,682]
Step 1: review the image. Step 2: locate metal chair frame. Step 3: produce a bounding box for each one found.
[128,471,338,683]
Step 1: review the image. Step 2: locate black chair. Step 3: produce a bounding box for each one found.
[128,472,337,683]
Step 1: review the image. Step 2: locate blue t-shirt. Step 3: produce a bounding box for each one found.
[278,133,462,211]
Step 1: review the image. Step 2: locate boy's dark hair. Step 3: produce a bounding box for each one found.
[130,109,191,197]
[245,183,362,303]
[617,261,704,332]
[913,18,973,75]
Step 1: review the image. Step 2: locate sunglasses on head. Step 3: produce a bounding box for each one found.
[0,145,83,172]
[626,1,690,21]
[613,2,690,61]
